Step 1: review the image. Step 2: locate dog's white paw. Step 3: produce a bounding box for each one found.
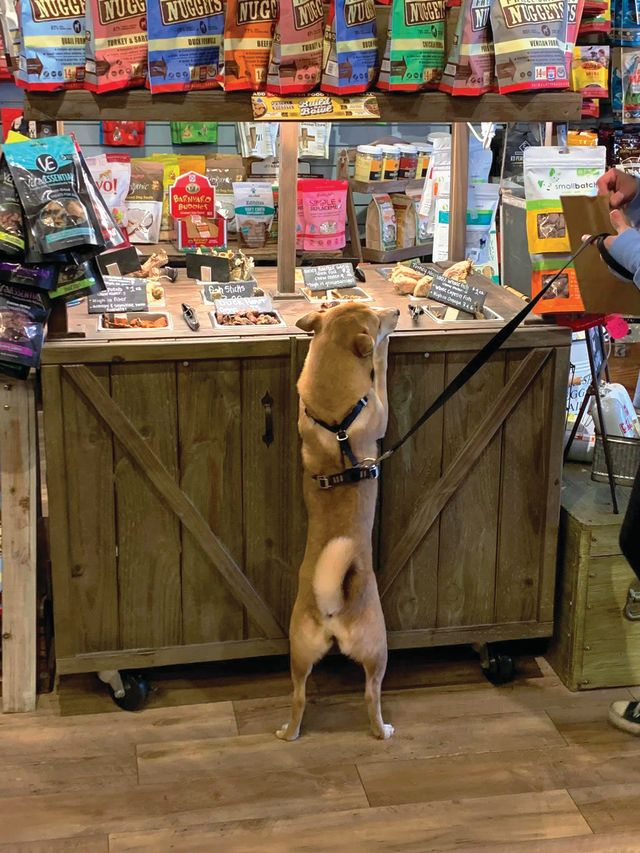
[376,723,395,740]
[275,723,299,741]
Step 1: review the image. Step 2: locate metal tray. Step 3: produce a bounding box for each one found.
[423,305,503,323]
[301,286,373,303]
[97,312,173,331]
[209,309,286,331]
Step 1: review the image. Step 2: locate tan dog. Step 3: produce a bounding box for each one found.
[276,303,400,741]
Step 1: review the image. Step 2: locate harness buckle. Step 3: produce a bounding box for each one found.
[317,475,331,490]
[336,430,349,443]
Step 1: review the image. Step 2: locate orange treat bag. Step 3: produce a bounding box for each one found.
[224,0,277,91]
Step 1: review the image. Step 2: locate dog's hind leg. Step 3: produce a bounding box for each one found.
[364,652,394,740]
[276,614,331,742]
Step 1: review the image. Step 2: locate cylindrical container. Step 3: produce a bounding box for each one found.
[354,145,383,182]
[397,144,418,179]
[380,145,400,180]
[415,143,432,179]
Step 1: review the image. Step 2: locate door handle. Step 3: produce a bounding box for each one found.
[262,391,274,447]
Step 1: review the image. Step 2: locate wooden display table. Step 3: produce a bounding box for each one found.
[40,265,570,678]
[549,465,636,691]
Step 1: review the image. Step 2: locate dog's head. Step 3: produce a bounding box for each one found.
[296,303,400,358]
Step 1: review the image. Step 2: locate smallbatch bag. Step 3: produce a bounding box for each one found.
[147,0,224,93]
[85,0,148,92]
[439,0,494,95]
[378,0,447,91]
[491,0,569,94]
[524,145,606,314]
[321,0,378,94]
[266,0,324,94]
[224,0,277,91]
[16,0,85,90]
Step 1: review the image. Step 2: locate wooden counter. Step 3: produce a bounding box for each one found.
[40,265,571,676]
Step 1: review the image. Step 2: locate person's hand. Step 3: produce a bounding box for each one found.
[596,168,639,209]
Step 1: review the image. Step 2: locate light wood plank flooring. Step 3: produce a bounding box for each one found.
[1,647,639,852]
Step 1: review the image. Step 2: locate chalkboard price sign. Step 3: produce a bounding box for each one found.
[428,273,487,315]
[87,276,149,315]
[202,280,256,303]
[301,263,356,292]
[213,296,274,315]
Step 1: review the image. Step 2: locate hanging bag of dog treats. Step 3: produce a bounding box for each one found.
[147,0,223,93]
[439,0,494,95]
[0,283,50,380]
[224,0,277,91]
[15,0,85,91]
[491,0,569,94]
[266,0,324,94]
[0,154,25,258]
[85,0,148,92]
[524,145,605,255]
[125,160,164,244]
[321,0,378,94]
[5,136,104,256]
[378,0,446,91]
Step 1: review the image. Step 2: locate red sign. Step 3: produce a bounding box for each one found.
[169,172,215,220]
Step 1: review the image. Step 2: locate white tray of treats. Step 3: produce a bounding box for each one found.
[98,311,173,331]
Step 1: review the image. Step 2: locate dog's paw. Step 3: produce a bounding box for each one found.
[375,723,395,740]
[275,723,299,742]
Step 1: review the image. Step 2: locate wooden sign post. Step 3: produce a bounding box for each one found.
[276,122,300,296]
[449,122,470,262]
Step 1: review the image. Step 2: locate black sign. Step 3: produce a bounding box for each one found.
[87,276,149,315]
[428,273,487,315]
[95,246,141,277]
[213,296,274,315]
[301,263,356,292]
[410,261,433,276]
[202,280,256,304]
[185,253,231,282]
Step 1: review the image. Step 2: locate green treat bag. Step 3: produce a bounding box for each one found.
[170,122,219,145]
[377,0,447,92]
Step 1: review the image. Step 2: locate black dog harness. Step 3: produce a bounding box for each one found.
[306,396,380,489]
[305,233,625,490]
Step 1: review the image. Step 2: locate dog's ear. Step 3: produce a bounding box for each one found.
[296,311,323,334]
[353,332,374,358]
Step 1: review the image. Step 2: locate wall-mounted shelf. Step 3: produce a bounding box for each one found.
[22,90,583,123]
[350,178,425,194]
[361,243,434,264]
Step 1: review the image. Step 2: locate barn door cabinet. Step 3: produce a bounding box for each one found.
[41,330,569,675]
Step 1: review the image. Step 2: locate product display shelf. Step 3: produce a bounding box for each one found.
[361,242,434,263]
[350,178,425,195]
[21,91,584,124]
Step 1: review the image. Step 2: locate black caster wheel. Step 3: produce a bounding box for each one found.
[111,673,150,711]
[483,653,515,685]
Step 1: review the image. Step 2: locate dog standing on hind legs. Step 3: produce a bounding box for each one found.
[276,303,400,742]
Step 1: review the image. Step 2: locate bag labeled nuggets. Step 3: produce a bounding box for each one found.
[147,0,223,93]
[266,0,324,94]
[85,0,148,92]
[491,0,569,93]
[378,0,446,91]
[224,0,277,91]
[5,136,103,256]
[16,0,85,90]
[0,283,50,380]
[321,0,378,94]
[524,146,605,255]
[439,0,494,95]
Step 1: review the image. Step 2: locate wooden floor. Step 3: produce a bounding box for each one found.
[2,647,640,852]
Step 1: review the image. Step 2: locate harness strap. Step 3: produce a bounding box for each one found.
[307,397,368,470]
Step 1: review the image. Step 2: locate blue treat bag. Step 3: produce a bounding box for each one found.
[147,0,224,92]
[17,0,85,90]
[321,0,378,94]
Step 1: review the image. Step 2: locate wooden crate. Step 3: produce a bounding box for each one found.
[41,330,569,676]
[548,465,637,690]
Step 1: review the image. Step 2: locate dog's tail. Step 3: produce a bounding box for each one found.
[313,537,357,618]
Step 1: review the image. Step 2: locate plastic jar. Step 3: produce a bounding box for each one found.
[397,144,418,179]
[354,145,383,182]
[380,145,400,180]
[415,143,432,179]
